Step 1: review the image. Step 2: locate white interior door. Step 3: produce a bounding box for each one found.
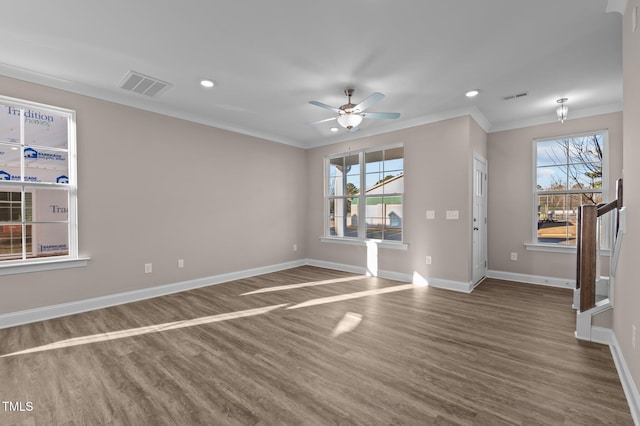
[472,155,488,285]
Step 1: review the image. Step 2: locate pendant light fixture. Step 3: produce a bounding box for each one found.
[556,98,568,123]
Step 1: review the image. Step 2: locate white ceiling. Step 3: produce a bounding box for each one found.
[0,1,623,148]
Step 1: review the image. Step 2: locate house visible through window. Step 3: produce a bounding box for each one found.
[327,145,404,242]
[534,131,607,246]
[0,96,77,264]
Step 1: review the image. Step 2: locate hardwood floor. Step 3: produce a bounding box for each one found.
[0,266,633,425]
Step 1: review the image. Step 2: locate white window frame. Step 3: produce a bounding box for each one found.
[526,130,609,254]
[321,144,407,250]
[0,95,87,275]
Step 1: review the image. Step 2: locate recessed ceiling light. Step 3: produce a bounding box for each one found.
[465,90,479,98]
[200,79,215,88]
[330,127,339,133]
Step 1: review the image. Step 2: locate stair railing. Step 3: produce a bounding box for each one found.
[576,178,623,312]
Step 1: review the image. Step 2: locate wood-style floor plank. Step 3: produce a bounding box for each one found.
[0,266,633,425]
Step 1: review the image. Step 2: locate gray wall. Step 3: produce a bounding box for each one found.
[487,112,623,279]
[305,116,485,285]
[616,0,640,395]
[0,75,308,314]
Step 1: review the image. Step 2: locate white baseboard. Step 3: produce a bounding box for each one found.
[305,259,368,276]
[610,333,640,426]
[590,326,613,346]
[0,263,557,328]
[426,277,474,293]
[0,259,306,330]
[305,259,473,293]
[487,270,575,289]
[1,258,472,329]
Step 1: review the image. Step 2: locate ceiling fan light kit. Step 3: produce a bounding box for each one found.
[337,113,363,129]
[309,88,400,131]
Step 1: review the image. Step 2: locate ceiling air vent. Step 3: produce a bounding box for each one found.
[503,92,528,101]
[119,71,171,97]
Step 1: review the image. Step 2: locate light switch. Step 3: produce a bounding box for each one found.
[446,210,459,220]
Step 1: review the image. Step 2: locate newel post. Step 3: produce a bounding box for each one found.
[578,204,598,311]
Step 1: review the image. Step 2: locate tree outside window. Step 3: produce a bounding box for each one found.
[535,132,606,245]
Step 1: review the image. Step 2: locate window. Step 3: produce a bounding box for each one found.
[326,145,404,243]
[534,131,607,246]
[0,95,80,269]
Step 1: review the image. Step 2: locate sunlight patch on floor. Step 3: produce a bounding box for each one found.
[240,275,368,295]
[331,312,363,337]
[286,284,416,310]
[1,304,288,358]
[2,279,421,358]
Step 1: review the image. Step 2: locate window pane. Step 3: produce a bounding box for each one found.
[32,188,69,222]
[329,197,358,237]
[0,224,27,259]
[0,188,23,222]
[537,140,567,167]
[345,155,360,195]
[365,150,383,190]
[537,165,567,191]
[328,158,341,196]
[0,142,20,181]
[365,148,404,191]
[537,193,572,244]
[24,108,68,149]
[365,196,403,241]
[24,147,69,183]
[383,147,404,174]
[0,143,21,169]
[0,104,21,144]
[568,162,602,190]
[536,193,602,245]
[566,135,603,164]
[31,223,69,258]
[329,156,360,196]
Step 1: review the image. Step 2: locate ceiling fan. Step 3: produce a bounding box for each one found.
[308,89,400,131]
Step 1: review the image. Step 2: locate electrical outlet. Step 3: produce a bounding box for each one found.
[633,325,637,349]
[511,252,518,261]
[293,243,298,252]
[426,256,432,265]
[426,210,435,219]
[144,263,152,274]
[446,210,459,220]
[178,259,184,268]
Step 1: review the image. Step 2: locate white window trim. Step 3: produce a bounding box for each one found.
[524,242,611,256]
[0,95,87,274]
[323,143,406,248]
[530,130,609,252]
[0,256,89,276]
[320,236,408,251]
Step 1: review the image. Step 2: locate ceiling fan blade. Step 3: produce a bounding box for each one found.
[309,100,341,114]
[353,92,384,113]
[307,116,337,125]
[361,112,400,120]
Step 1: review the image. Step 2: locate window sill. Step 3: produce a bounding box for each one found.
[524,243,611,256]
[320,237,408,251]
[0,257,90,276]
